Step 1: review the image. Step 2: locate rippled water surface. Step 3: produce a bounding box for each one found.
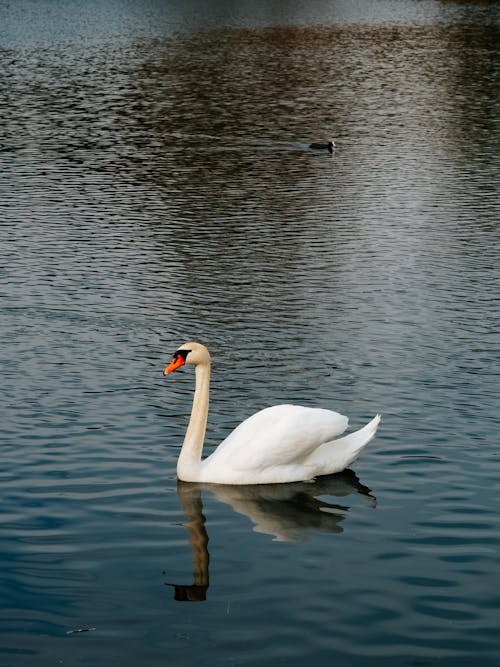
[2,1,500,665]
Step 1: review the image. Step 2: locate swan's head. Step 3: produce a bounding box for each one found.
[164,342,210,375]
[328,140,335,153]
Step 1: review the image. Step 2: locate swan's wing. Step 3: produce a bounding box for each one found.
[306,414,381,476]
[205,404,348,472]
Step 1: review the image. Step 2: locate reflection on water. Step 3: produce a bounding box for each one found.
[167,483,210,602]
[170,471,376,601]
[202,470,376,541]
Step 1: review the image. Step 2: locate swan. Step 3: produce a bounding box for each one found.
[309,140,335,154]
[164,342,380,485]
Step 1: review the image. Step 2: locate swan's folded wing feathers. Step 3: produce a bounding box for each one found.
[206,404,348,472]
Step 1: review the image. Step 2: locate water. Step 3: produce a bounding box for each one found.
[1,1,500,665]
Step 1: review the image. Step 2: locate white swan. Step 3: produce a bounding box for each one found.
[164,342,380,485]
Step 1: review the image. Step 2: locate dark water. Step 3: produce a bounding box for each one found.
[2,1,500,665]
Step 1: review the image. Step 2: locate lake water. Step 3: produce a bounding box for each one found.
[1,1,500,665]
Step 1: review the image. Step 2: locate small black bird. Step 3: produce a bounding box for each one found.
[309,140,335,154]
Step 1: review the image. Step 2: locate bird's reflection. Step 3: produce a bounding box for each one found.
[167,470,376,601]
[167,486,210,602]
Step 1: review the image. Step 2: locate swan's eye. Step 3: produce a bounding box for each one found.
[174,349,191,361]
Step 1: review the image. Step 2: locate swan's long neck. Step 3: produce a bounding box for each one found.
[177,360,210,481]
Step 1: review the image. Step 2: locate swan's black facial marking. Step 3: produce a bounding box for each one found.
[173,349,191,361]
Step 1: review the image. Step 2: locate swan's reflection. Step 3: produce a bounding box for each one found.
[167,471,376,601]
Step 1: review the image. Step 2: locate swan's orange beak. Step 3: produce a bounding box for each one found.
[164,354,185,375]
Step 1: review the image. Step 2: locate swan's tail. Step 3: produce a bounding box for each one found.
[310,414,381,476]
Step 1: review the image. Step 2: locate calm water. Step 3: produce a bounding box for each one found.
[2,1,500,665]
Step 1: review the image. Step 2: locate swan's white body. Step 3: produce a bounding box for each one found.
[165,342,380,485]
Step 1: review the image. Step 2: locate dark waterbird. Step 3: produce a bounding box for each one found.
[309,140,335,154]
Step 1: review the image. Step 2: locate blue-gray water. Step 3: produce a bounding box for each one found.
[1,1,500,665]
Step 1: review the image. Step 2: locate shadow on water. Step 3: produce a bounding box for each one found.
[167,470,376,601]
